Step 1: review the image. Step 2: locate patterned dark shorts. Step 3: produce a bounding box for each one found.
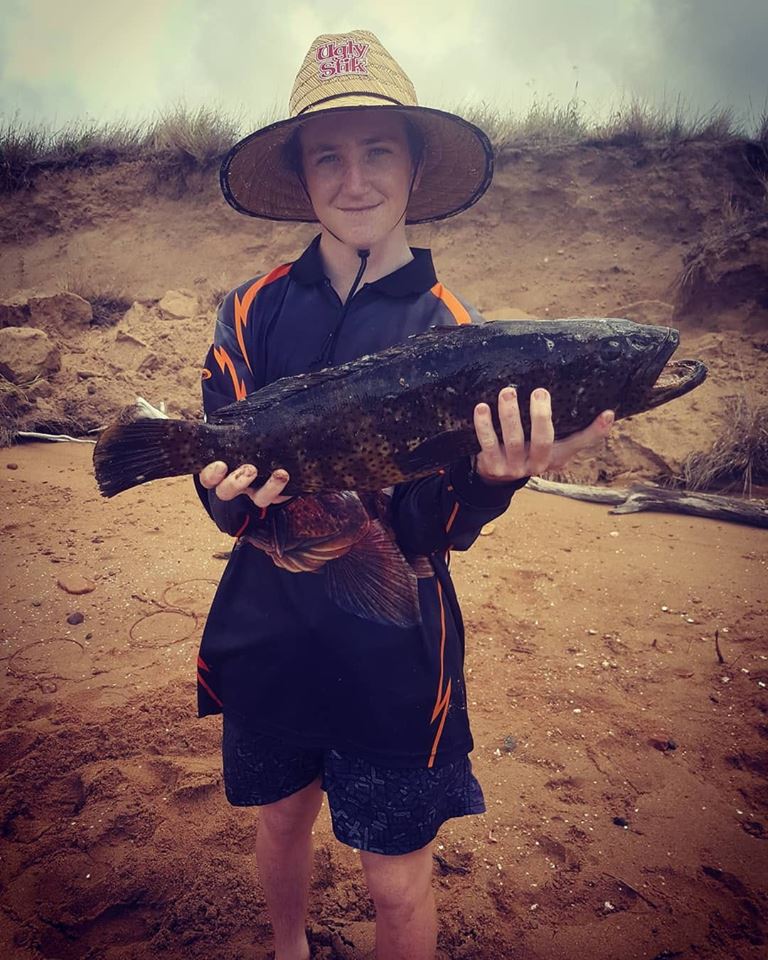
[221,714,486,856]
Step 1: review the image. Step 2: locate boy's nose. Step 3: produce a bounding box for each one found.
[341,158,368,194]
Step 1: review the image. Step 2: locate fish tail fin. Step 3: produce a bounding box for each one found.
[93,418,220,497]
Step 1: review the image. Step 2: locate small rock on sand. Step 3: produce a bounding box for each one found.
[0,326,61,383]
[66,611,85,625]
[158,290,199,320]
[57,573,96,595]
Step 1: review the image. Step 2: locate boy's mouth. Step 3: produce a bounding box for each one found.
[339,203,382,212]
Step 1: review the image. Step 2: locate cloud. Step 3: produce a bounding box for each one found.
[0,0,190,124]
[1,0,766,128]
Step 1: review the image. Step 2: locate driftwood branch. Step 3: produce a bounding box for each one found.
[527,477,627,504]
[527,478,768,528]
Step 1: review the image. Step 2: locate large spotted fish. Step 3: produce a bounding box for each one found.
[93,318,706,499]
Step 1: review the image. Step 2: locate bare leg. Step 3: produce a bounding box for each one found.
[360,842,437,960]
[256,777,324,960]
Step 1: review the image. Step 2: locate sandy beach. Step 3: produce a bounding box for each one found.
[1,144,767,958]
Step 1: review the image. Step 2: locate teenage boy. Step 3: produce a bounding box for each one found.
[195,30,613,960]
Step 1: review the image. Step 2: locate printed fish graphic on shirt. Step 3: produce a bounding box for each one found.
[240,490,433,626]
[93,318,707,498]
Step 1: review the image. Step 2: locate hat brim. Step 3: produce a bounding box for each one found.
[219,102,494,224]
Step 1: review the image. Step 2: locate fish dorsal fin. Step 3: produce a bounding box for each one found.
[407,324,458,338]
[209,361,372,422]
[209,325,474,423]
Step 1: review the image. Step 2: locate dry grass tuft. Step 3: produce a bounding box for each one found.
[145,103,245,166]
[673,186,768,315]
[62,270,135,326]
[757,111,768,144]
[671,394,768,495]
[455,94,765,155]
[0,102,274,194]
[0,112,145,191]
[456,93,588,148]
[0,376,32,447]
[590,100,741,147]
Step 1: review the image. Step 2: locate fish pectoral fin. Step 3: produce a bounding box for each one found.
[407,554,435,578]
[324,521,422,627]
[401,429,476,474]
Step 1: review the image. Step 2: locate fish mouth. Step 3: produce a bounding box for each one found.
[628,326,708,411]
[643,358,708,409]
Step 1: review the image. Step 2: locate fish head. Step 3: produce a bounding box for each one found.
[484,318,707,434]
[583,319,708,420]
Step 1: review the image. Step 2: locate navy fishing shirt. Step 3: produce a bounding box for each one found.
[194,235,527,768]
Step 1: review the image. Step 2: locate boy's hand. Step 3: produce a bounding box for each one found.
[199,462,292,508]
[473,387,614,483]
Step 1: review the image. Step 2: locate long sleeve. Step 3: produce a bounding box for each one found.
[193,291,263,536]
[389,457,528,556]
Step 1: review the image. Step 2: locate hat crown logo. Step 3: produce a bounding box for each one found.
[316,39,370,79]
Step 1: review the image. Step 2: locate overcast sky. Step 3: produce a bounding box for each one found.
[1,0,766,131]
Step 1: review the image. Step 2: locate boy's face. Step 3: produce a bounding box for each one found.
[299,110,417,250]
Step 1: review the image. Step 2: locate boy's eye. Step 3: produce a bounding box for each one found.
[369,147,391,158]
[316,153,339,165]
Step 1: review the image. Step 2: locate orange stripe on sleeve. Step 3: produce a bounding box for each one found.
[431,580,447,723]
[428,580,452,768]
[445,501,460,534]
[213,344,248,401]
[429,283,472,325]
[233,263,291,375]
[428,678,452,769]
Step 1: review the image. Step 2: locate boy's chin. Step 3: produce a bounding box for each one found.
[329,228,383,250]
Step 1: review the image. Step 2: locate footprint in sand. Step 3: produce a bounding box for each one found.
[544,775,589,805]
[127,578,218,647]
[129,610,197,648]
[161,578,219,616]
[8,637,90,683]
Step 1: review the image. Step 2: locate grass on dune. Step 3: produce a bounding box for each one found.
[0,103,260,192]
[1,96,766,193]
[672,176,768,316]
[458,93,767,150]
[670,394,768,496]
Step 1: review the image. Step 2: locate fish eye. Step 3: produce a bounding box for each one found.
[601,339,623,361]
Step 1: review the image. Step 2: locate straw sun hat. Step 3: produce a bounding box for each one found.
[220,29,494,224]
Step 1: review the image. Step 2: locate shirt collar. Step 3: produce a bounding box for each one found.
[290,234,438,298]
